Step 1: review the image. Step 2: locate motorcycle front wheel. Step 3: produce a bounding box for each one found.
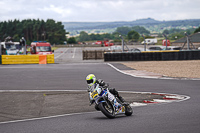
[98,102,115,119]
[125,104,133,116]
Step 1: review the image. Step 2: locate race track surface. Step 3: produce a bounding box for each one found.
[0,48,200,133]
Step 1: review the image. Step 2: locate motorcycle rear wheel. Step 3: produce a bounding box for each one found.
[98,102,115,119]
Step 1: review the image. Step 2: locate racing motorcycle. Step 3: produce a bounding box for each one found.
[88,84,133,119]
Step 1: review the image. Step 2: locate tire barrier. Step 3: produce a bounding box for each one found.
[1,54,54,65]
[104,50,200,61]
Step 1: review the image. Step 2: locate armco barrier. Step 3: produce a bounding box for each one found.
[47,54,55,64]
[104,50,200,61]
[2,55,39,64]
[1,54,55,64]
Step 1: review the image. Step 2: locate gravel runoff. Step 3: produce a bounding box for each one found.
[122,60,200,79]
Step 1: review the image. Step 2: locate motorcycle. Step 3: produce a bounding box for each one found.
[88,84,133,119]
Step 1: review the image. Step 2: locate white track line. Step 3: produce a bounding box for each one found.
[72,48,76,58]
[0,111,98,125]
[107,63,200,80]
[55,48,69,59]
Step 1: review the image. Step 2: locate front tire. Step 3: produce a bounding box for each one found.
[125,104,133,116]
[98,102,115,119]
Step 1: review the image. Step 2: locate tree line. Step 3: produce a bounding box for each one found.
[68,24,200,44]
[162,28,196,40]
[68,26,149,44]
[0,19,66,45]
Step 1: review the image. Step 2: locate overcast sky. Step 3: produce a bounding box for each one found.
[0,0,200,22]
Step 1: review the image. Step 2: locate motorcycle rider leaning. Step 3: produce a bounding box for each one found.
[86,74,126,104]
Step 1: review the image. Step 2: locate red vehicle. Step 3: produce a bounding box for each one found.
[95,40,114,47]
[162,40,170,46]
[30,41,53,55]
[104,41,114,47]
[95,41,102,45]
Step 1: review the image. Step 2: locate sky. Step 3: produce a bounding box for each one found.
[0,0,200,22]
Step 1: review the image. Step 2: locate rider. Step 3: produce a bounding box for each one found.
[86,74,126,104]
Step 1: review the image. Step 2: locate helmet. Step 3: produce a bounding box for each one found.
[86,74,96,86]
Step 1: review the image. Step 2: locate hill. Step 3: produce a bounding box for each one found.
[62,18,200,34]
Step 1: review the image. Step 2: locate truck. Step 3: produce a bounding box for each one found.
[0,42,19,55]
[14,42,24,54]
[141,38,157,45]
[30,41,53,55]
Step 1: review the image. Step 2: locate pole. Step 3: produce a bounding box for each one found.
[119,35,124,52]
[22,37,27,55]
[185,32,190,50]
[186,36,189,50]
[0,40,1,55]
[142,35,146,51]
[163,34,168,50]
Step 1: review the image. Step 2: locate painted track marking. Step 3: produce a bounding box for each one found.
[55,48,69,59]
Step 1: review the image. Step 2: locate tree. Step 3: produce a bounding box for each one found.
[0,19,66,45]
[168,33,184,40]
[127,30,140,42]
[132,26,150,35]
[162,29,169,35]
[194,26,200,33]
[116,26,132,35]
[67,37,76,44]
[78,31,90,41]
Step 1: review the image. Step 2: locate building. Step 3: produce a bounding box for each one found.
[172,32,200,49]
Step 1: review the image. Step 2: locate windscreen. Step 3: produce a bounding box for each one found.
[5,44,16,50]
[36,46,51,52]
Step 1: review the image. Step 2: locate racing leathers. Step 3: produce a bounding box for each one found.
[88,79,126,105]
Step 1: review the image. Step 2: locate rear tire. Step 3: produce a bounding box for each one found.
[98,102,115,119]
[125,104,133,116]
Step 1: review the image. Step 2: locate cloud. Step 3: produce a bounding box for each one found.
[0,0,200,22]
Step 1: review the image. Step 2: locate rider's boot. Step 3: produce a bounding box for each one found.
[118,95,126,103]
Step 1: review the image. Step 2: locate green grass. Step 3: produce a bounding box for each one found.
[52,47,58,51]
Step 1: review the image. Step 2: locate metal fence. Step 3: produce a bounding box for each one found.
[83,50,108,60]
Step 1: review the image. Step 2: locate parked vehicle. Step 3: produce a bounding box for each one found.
[14,42,24,54]
[148,46,163,51]
[95,40,114,47]
[88,84,133,118]
[0,42,19,55]
[108,46,122,51]
[162,46,182,50]
[130,48,150,52]
[141,39,157,45]
[30,41,53,55]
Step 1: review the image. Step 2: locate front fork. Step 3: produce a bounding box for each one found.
[95,95,115,113]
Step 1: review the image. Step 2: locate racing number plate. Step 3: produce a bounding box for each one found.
[91,90,98,99]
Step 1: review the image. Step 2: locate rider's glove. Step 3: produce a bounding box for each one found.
[89,100,95,106]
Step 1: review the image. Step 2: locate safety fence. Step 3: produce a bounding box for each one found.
[0,54,54,65]
[83,50,108,60]
[104,50,200,61]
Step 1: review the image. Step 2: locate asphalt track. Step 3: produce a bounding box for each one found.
[0,48,200,133]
